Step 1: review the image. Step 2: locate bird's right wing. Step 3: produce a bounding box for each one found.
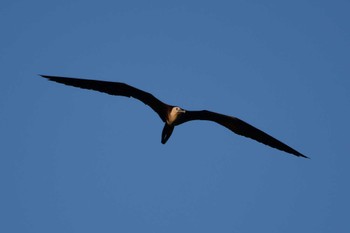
[179,110,307,158]
[40,75,171,122]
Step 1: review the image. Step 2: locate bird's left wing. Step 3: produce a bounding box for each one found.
[40,75,171,122]
[178,110,308,158]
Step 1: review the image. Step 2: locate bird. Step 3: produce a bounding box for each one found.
[40,75,308,158]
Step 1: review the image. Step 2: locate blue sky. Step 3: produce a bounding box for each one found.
[1,0,349,232]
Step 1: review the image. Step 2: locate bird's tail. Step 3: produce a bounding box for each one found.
[161,124,174,144]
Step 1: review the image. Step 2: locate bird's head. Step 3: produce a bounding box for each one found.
[173,106,186,114]
[167,106,186,125]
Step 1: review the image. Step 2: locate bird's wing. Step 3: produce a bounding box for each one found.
[178,110,307,158]
[40,75,171,122]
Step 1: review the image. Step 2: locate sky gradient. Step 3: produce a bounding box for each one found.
[1,1,349,232]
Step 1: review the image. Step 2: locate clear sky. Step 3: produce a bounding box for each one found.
[1,0,349,232]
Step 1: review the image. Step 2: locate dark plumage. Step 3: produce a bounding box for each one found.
[40,75,308,158]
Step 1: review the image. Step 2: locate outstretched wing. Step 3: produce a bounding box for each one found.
[40,75,171,122]
[178,110,308,158]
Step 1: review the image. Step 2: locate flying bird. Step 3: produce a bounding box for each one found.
[40,75,308,158]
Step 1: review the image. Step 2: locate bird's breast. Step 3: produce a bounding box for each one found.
[166,112,179,125]
[166,116,176,125]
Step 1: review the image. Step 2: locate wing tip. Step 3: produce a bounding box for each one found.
[295,152,309,159]
[301,154,310,159]
[39,74,53,79]
[39,74,54,81]
[39,74,64,83]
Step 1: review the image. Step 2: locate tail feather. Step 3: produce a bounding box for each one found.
[161,124,174,144]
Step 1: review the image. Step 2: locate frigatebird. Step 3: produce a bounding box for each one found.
[40,75,308,158]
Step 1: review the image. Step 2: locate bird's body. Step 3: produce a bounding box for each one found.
[40,75,308,158]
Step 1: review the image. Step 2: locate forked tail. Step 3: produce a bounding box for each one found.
[161,124,174,144]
